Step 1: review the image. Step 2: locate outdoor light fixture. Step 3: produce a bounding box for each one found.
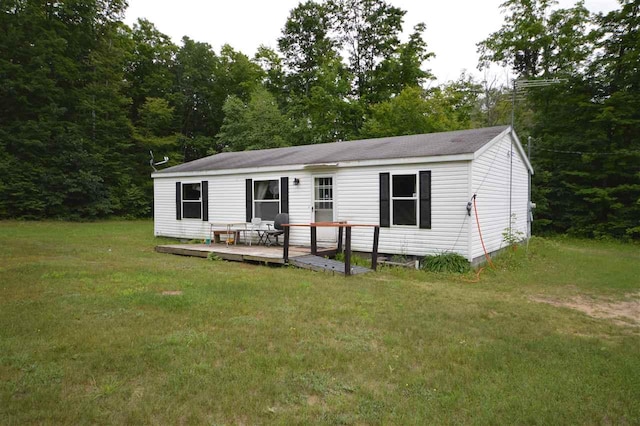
[293,178,300,185]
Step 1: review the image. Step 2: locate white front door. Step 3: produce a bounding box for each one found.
[312,176,336,243]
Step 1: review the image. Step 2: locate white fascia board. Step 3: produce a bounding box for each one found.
[473,126,534,175]
[151,164,308,179]
[511,131,534,174]
[151,153,474,179]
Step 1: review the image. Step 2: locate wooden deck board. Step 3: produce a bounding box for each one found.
[155,243,307,265]
[155,246,210,258]
[155,243,373,275]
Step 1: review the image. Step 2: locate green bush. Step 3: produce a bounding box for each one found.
[421,252,470,273]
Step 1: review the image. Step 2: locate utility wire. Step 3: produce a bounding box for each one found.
[448,136,509,252]
[449,214,468,252]
[535,147,640,156]
[473,140,504,194]
[451,136,510,253]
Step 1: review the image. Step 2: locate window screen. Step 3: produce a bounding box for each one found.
[392,174,417,226]
[254,180,280,221]
[182,183,202,219]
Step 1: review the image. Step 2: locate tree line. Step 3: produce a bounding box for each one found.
[1,0,638,239]
[479,0,639,239]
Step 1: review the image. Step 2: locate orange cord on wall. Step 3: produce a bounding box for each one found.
[473,194,495,269]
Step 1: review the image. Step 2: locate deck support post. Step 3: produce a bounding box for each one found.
[337,226,343,254]
[283,226,290,263]
[372,226,380,271]
[311,226,317,255]
[345,227,352,276]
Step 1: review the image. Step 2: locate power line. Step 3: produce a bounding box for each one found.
[535,147,640,156]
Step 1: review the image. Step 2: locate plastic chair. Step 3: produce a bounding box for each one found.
[248,217,262,246]
[263,213,289,246]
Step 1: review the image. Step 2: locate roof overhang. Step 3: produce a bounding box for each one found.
[151,153,475,179]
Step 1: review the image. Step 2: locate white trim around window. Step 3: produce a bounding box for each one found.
[391,173,418,227]
[253,179,280,221]
[181,182,202,219]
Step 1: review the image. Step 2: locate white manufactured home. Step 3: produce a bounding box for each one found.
[152,125,533,264]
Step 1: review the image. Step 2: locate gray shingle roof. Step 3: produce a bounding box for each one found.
[157,125,509,174]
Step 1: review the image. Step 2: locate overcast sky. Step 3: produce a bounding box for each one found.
[124,0,619,84]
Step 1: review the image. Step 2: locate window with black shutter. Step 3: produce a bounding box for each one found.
[176,182,182,220]
[201,181,209,221]
[246,177,288,221]
[181,182,202,219]
[380,171,431,228]
[379,173,390,227]
[419,171,431,229]
[391,174,417,226]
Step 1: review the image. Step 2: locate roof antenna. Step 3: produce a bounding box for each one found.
[149,150,169,172]
[508,77,564,240]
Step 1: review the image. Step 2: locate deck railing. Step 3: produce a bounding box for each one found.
[282,222,380,276]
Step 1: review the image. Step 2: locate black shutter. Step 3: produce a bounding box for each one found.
[280,177,289,214]
[201,180,209,221]
[176,181,182,220]
[379,173,390,227]
[419,171,431,229]
[245,179,253,222]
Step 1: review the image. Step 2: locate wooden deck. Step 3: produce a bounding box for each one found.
[155,243,373,275]
[155,243,307,264]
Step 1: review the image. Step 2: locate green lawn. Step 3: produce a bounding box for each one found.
[1,221,639,424]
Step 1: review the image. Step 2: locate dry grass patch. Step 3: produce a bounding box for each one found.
[161,290,183,296]
[531,291,640,328]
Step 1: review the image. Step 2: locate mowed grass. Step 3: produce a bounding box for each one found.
[0,221,639,424]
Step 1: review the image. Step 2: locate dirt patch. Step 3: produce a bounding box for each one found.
[531,292,640,327]
[161,290,183,296]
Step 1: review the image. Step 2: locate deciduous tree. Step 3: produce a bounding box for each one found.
[217,88,293,151]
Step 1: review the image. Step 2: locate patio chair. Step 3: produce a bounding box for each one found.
[248,217,262,246]
[263,213,289,246]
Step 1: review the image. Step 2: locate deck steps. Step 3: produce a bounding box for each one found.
[289,255,372,275]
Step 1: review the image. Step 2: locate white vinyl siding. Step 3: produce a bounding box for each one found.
[154,162,470,257]
[471,133,529,260]
[154,179,209,239]
[334,161,470,257]
[155,173,308,245]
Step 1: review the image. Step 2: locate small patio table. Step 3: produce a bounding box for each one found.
[208,222,248,246]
